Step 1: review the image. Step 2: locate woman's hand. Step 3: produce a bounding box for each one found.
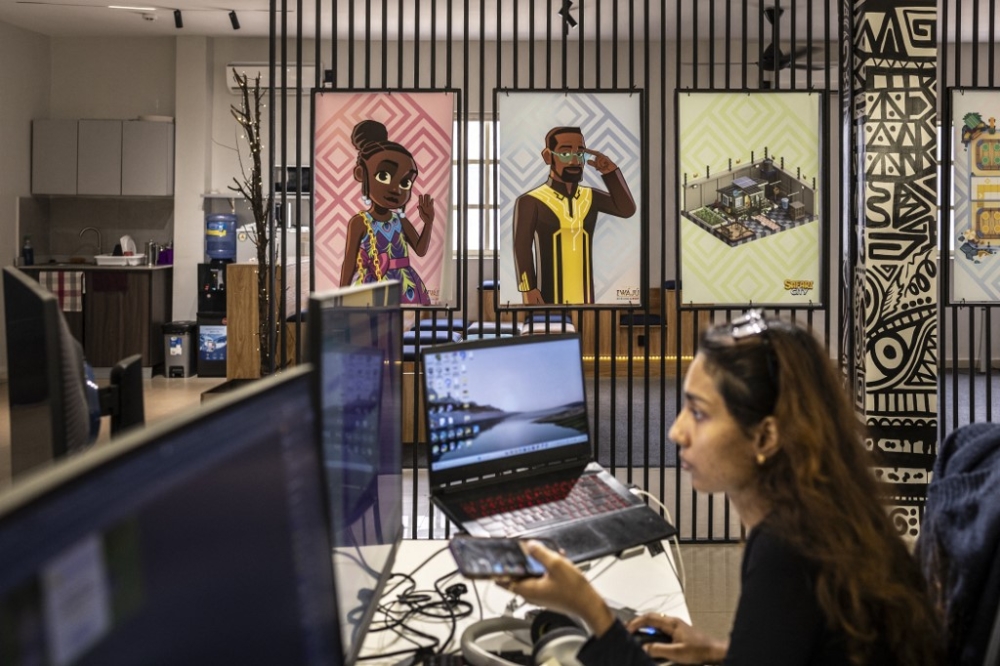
[502,541,616,637]
[626,613,728,665]
[418,193,434,225]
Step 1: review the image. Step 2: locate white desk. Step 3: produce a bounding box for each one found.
[358,538,689,665]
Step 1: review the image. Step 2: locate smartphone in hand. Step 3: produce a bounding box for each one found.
[449,536,548,579]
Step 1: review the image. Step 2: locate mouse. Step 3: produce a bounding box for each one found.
[632,625,673,646]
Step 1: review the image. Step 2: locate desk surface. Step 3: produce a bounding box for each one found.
[358,538,689,665]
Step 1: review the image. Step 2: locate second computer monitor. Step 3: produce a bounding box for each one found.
[308,280,404,666]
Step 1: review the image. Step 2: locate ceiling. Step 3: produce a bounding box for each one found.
[0,0,825,42]
[0,1,984,44]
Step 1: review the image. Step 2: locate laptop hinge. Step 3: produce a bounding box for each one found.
[432,455,590,495]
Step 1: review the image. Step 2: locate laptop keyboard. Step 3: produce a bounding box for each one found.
[461,475,633,537]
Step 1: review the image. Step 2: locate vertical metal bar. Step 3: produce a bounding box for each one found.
[741,0,749,89]
[972,0,980,84]
[952,306,960,431]
[691,0,698,88]
[397,1,404,87]
[414,0,421,84]
[595,0,601,85]
[382,0,389,87]
[348,0,355,87]
[955,0,962,84]
[364,0,371,83]
[724,0,732,88]
[969,307,976,420]
[709,0,716,88]
[612,0,618,87]
[546,0,553,89]
[529,0,536,88]
[990,0,997,85]
[330,0,337,86]
[578,0,585,87]
[987,308,994,422]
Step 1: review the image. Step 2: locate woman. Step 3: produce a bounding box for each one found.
[506,311,943,665]
[340,119,434,305]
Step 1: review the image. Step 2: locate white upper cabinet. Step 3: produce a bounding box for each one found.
[78,120,123,196]
[31,119,78,195]
[31,119,175,197]
[122,120,174,196]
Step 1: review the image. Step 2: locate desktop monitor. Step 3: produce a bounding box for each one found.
[308,281,404,665]
[0,366,343,665]
[3,266,93,478]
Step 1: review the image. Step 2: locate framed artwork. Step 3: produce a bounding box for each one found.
[313,90,458,306]
[950,88,1000,303]
[496,90,645,308]
[677,90,825,306]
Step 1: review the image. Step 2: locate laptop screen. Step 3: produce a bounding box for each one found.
[423,334,590,480]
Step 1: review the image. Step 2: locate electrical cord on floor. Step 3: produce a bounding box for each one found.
[628,487,687,592]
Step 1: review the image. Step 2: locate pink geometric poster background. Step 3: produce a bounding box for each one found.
[313,91,455,304]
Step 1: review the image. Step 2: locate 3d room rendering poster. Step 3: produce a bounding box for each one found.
[677,91,823,305]
[496,91,644,308]
[313,91,456,306]
[950,88,1000,303]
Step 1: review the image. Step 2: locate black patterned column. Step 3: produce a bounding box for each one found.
[843,0,938,538]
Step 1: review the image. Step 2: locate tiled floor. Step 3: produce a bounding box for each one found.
[0,376,742,645]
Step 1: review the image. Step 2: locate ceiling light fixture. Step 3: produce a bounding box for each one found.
[108,4,157,10]
[228,10,239,29]
[173,8,182,27]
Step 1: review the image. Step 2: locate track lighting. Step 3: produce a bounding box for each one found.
[229,10,240,29]
[173,8,182,28]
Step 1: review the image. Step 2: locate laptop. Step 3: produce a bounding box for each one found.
[421,333,677,563]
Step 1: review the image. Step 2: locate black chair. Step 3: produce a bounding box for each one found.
[918,423,1000,666]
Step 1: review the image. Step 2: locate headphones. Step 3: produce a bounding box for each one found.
[460,611,588,666]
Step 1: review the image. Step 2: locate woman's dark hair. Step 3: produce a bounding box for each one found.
[698,315,943,666]
[351,120,414,197]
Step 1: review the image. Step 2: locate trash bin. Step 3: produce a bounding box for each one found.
[163,321,197,378]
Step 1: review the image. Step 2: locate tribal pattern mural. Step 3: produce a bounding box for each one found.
[849,1,938,538]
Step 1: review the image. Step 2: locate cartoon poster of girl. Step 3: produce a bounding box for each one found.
[340,120,434,304]
[313,92,455,305]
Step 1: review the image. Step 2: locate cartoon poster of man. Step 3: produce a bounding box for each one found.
[498,91,644,308]
[513,126,636,305]
[313,91,455,304]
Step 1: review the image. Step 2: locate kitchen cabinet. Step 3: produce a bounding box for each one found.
[122,121,174,196]
[78,120,123,196]
[30,118,175,197]
[31,119,78,195]
[83,268,171,367]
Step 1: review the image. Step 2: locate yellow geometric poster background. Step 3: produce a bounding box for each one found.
[678,91,823,305]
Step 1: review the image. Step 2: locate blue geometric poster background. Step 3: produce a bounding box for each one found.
[497,91,644,307]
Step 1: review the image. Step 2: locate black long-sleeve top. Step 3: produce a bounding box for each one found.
[575,523,891,665]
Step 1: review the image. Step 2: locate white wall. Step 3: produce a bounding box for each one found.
[0,20,50,378]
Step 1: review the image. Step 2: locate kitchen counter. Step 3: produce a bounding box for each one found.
[20,265,172,369]
[21,263,174,272]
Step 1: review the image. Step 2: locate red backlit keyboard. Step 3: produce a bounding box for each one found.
[460,475,632,536]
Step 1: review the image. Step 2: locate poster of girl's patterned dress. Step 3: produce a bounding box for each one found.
[313,91,455,306]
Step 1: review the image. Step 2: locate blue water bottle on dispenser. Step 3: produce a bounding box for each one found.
[205,213,237,264]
